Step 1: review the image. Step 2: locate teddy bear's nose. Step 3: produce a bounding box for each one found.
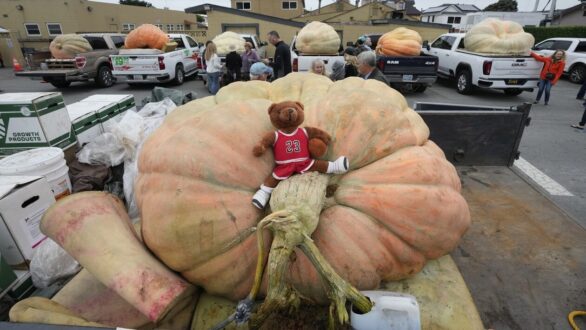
[288,108,294,114]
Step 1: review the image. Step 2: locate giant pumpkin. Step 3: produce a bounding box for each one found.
[135,73,470,325]
[49,34,93,59]
[296,21,341,55]
[212,31,245,55]
[124,24,169,50]
[464,18,535,55]
[375,27,423,56]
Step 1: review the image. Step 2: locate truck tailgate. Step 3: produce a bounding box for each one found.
[378,55,438,75]
[15,69,79,77]
[455,166,586,329]
[489,57,542,77]
[111,55,160,73]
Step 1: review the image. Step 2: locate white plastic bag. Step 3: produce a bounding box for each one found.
[30,239,81,288]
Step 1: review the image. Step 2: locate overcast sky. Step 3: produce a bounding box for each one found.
[94,0,580,12]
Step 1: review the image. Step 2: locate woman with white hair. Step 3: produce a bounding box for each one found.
[309,59,329,77]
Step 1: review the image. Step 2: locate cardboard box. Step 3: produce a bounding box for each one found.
[67,102,104,148]
[0,176,55,266]
[80,94,136,129]
[0,93,76,157]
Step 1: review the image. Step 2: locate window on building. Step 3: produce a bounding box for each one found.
[155,24,164,29]
[236,1,251,10]
[111,36,126,49]
[24,23,41,36]
[122,23,135,31]
[282,1,298,9]
[46,23,62,36]
[431,16,435,23]
[447,16,461,24]
[176,24,184,31]
[166,24,175,31]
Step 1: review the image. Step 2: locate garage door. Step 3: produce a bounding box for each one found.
[223,25,257,36]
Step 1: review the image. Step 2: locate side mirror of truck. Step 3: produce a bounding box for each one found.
[423,40,430,51]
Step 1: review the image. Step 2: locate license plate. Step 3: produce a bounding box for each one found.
[507,79,519,85]
[402,74,414,82]
[133,74,142,80]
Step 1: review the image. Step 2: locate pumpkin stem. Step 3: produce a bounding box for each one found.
[246,172,372,328]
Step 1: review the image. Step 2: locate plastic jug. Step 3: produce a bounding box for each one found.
[350,291,421,330]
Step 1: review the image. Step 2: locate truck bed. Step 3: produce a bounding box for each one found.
[454,166,586,329]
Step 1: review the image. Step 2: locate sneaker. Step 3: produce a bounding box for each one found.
[571,124,584,130]
[544,102,548,106]
[252,189,271,209]
[533,101,539,104]
[328,156,349,174]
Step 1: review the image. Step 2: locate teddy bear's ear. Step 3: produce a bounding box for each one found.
[267,103,278,114]
[294,101,304,111]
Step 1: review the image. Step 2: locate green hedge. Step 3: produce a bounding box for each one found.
[524,26,586,44]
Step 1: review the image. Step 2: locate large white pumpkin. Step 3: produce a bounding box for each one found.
[296,21,341,55]
[212,31,246,55]
[464,18,535,55]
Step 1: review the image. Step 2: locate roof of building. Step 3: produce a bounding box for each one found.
[301,0,356,17]
[402,0,422,15]
[184,4,306,28]
[553,4,584,19]
[423,3,481,14]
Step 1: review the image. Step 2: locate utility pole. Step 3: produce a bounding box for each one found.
[548,0,557,23]
[533,0,540,12]
[318,0,322,13]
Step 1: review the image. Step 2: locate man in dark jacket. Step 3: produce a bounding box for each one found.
[357,51,389,85]
[266,31,291,79]
[225,50,242,83]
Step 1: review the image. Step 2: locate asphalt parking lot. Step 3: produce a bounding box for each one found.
[0,68,584,227]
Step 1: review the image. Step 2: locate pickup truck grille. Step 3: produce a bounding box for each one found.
[46,59,76,70]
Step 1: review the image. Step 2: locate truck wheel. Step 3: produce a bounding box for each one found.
[569,64,585,84]
[456,69,473,95]
[414,84,427,93]
[48,79,71,88]
[173,65,185,85]
[95,65,115,88]
[504,89,523,96]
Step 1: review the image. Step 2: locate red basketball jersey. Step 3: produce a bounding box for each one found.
[273,128,310,164]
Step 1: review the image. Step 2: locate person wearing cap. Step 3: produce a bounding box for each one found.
[343,47,359,78]
[356,35,372,54]
[250,62,273,81]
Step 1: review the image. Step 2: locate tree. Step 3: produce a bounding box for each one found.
[119,0,153,7]
[484,0,518,12]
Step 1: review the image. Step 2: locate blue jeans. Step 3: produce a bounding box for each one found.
[207,72,221,95]
[536,79,552,104]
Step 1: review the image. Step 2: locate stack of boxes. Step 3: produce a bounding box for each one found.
[0,93,136,304]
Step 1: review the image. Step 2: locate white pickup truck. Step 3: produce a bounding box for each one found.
[290,35,344,74]
[423,33,542,95]
[110,34,202,85]
[533,37,586,84]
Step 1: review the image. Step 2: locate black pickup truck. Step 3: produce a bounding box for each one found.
[367,33,439,94]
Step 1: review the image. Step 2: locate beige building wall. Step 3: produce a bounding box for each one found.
[0,0,200,51]
[293,1,356,22]
[554,8,586,26]
[326,3,417,23]
[230,0,304,19]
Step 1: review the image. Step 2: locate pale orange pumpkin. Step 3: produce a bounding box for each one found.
[376,27,423,56]
[464,18,535,55]
[49,34,93,59]
[124,24,169,50]
[135,73,470,310]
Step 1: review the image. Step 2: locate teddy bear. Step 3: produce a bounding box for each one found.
[252,101,349,209]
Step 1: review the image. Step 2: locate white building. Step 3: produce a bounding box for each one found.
[420,3,480,30]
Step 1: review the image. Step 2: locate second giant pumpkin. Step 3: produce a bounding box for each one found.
[124,24,169,50]
[136,74,470,302]
[376,27,423,56]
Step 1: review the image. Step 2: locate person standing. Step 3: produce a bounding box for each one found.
[571,100,586,130]
[249,62,273,81]
[225,50,242,83]
[531,50,566,106]
[205,42,222,95]
[343,47,359,78]
[266,31,291,79]
[357,51,389,85]
[577,79,586,100]
[241,42,260,81]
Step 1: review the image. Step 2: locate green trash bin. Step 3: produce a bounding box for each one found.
[0,253,17,293]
